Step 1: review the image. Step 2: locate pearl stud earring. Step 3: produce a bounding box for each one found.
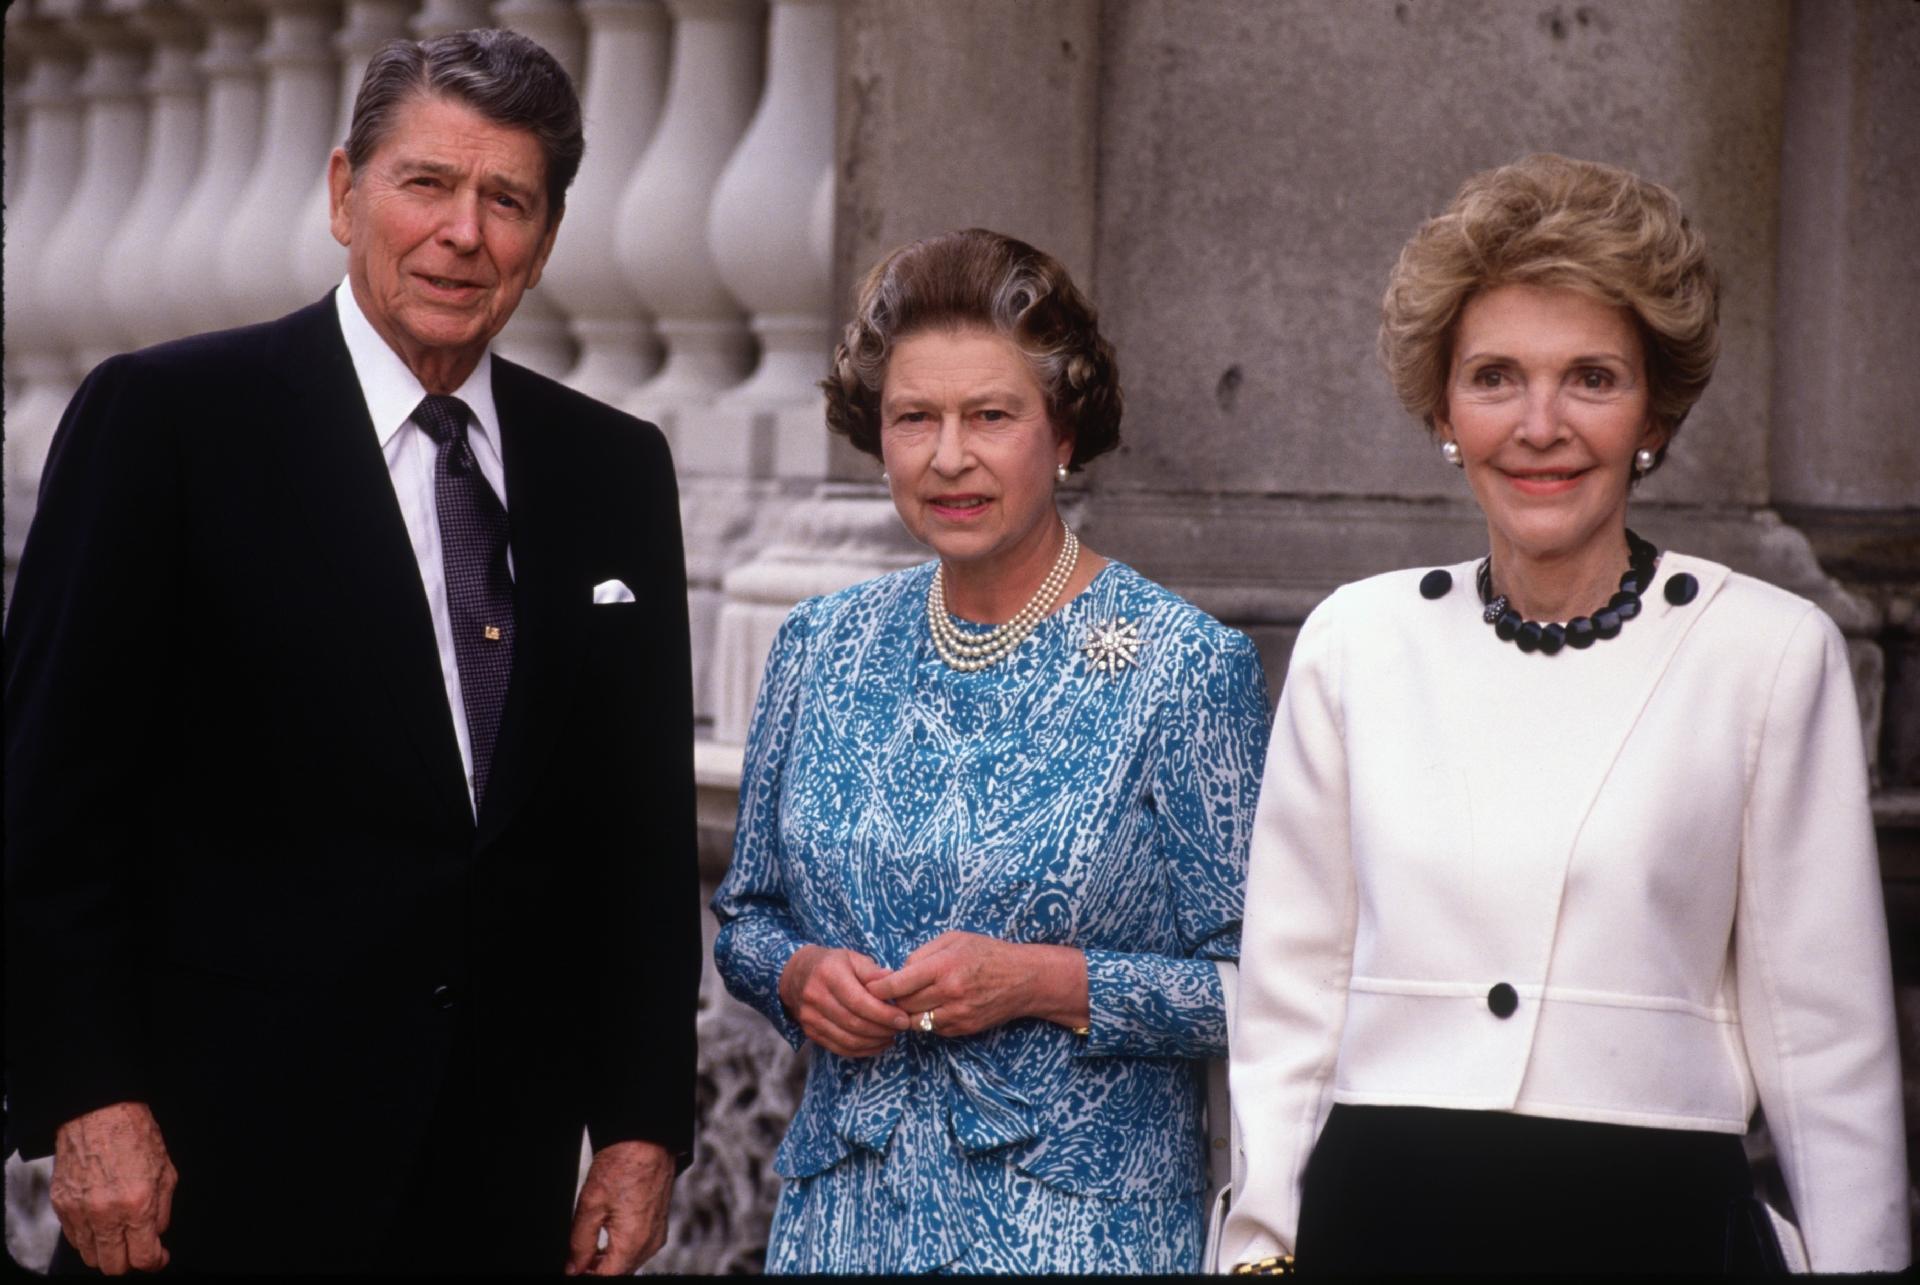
[1056,463,1070,483]
[1633,447,1656,476]
[1440,440,1463,467]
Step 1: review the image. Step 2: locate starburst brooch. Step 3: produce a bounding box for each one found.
[1081,617,1145,675]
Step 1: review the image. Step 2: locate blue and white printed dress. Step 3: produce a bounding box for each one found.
[712,559,1272,1274]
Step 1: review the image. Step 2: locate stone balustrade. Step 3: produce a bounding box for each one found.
[2,0,834,724]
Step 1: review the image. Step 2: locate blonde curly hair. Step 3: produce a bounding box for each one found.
[1379,153,1719,466]
[823,228,1122,470]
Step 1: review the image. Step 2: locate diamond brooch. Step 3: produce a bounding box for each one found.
[1081,617,1145,675]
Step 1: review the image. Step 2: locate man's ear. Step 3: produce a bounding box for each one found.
[327,148,355,248]
[525,202,565,291]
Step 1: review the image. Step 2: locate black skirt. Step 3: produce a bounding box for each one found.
[1294,1105,1766,1274]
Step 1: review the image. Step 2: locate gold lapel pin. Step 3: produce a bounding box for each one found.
[483,625,502,641]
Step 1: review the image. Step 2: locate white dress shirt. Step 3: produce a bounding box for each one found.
[335,279,508,816]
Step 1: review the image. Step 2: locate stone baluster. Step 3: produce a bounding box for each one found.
[2,9,86,572]
[41,5,152,375]
[215,0,338,321]
[614,0,764,448]
[489,0,582,76]
[159,0,265,335]
[3,6,83,405]
[482,0,583,378]
[704,0,833,480]
[4,29,29,211]
[409,0,489,34]
[289,0,416,303]
[102,0,207,350]
[8,2,154,580]
[538,0,670,404]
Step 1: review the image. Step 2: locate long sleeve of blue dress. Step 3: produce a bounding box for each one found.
[1081,628,1270,1060]
[712,601,816,1050]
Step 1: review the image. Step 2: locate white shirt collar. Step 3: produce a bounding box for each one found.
[333,278,501,452]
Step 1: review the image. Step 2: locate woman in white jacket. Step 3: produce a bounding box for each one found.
[1221,154,1908,1274]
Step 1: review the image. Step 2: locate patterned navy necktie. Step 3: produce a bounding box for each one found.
[411,394,514,810]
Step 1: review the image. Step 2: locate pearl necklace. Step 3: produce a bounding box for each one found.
[927,523,1081,672]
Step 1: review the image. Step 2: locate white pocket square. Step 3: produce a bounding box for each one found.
[592,578,635,604]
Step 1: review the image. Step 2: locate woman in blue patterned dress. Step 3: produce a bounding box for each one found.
[711,229,1272,1274]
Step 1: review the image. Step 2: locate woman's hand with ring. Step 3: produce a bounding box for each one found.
[779,945,911,1057]
[867,931,1088,1039]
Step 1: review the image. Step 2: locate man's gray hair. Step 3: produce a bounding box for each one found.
[345,28,584,220]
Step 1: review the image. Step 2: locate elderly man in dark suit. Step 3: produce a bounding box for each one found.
[4,28,697,1275]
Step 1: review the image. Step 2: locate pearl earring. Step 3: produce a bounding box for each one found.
[1634,447,1656,476]
[881,470,890,484]
[1056,463,1070,483]
[1440,440,1463,467]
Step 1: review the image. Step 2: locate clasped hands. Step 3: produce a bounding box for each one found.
[777,930,1089,1058]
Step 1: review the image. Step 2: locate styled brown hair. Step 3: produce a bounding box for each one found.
[1379,153,1719,468]
[823,229,1123,470]
[346,28,583,221]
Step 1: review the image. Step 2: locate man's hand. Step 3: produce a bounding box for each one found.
[778,945,910,1057]
[50,1102,177,1275]
[564,1138,675,1275]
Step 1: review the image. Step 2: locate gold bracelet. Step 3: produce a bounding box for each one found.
[1231,1253,1296,1276]
[1070,1024,1090,1037]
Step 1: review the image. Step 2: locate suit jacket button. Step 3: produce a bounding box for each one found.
[431,983,458,1011]
[1487,983,1518,1018]
[1664,572,1700,605]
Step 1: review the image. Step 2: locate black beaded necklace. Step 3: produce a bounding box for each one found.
[1474,528,1659,656]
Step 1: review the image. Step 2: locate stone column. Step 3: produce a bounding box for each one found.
[1769,0,1920,785]
[1772,0,1920,527]
[216,0,338,321]
[608,0,764,730]
[102,0,207,350]
[705,0,835,481]
[538,0,670,405]
[158,0,264,336]
[288,0,415,303]
[614,0,763,448]
[38,3,152,369]
[14,2,152,569]
[1771,1,1920,1204]
[1,8,85,574]
[4,26,29,211]
[700,0,838,740]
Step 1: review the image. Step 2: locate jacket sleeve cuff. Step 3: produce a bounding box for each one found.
[584,1111,697,1173]
[1077,947,1228,1059]
[713,919,810,1051]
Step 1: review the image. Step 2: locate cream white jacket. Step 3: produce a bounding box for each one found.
[1221,552,1908,1273]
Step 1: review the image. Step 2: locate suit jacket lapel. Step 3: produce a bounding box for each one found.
[474,359,589,851]
[260,298,475,834]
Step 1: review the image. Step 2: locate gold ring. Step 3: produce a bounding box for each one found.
[917,1010,935,1033]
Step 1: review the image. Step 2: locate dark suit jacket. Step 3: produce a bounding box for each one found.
[3,296,699,1271]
